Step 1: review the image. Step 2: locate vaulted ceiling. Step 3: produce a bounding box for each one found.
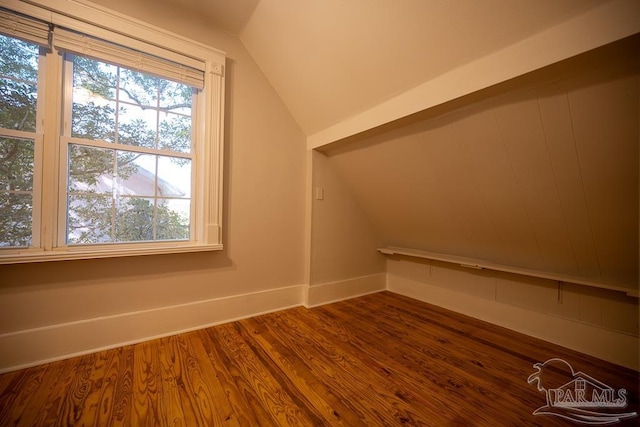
[150,0,260,35]
[239,0,609,136]
[160,0,621,136]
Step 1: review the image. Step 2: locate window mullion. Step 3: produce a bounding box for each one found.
[56,53,73,246]
[39,47,64,251]
[61,54,74,137]
[54,54,76,248]
[61,136,193,159]
[30,133,44,249]
[29,48,48,249]
[191,88,199,242]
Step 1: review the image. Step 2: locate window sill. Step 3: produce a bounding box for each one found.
[0,243,223,265]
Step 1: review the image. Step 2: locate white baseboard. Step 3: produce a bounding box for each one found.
[0,284,306,373]
[306,273,386,308]
[388,274,639,371]
[6,272,634,373]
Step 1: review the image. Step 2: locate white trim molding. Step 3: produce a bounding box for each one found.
[0,285,305,373]
[388,274,639,371]
[305,273,386,308]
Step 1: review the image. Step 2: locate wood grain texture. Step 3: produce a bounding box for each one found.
[0,291,637,426]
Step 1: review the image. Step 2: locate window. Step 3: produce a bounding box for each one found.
[0,33,42,248]
[0,1,225,264]
[64,54,194,244]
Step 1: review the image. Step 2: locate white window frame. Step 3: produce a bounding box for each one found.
[0,0,225,264]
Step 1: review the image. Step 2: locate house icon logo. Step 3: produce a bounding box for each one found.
[527,358,637,425]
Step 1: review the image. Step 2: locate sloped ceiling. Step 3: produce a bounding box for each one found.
[239,0,609,136]
[322,38,639,289]
[109,0,637,143]
[149,0,260,35]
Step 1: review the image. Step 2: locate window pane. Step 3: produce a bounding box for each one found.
[72,100,116,142]
[0,35,39,82]
[157,155,190,197]
[71,56,116,141]
[0,34,39,133]
[117,104,156,148]
[68,144,114,194]
[115,196,155,242]
[157,199,190,240]
[1,137,34,191]
[159,80,191,113]
[0,136,34,247]
[73,56,117,100]
[119,69,158,107]
[159,112,191,153]
[0,78,38,132]
[116,152,156,197]
[0,193,32,247]
[112,197,190,242]
[67,194,113,244]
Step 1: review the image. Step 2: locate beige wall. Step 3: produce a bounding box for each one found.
[310,151,385,286]
[0,0,307,369]
[306,151,386,306]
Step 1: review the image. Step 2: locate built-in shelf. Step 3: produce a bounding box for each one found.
[378,246,639,298]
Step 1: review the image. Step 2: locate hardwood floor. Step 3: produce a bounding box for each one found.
[0,291,637,426]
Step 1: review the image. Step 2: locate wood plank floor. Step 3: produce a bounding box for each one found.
[0,291,637,426]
